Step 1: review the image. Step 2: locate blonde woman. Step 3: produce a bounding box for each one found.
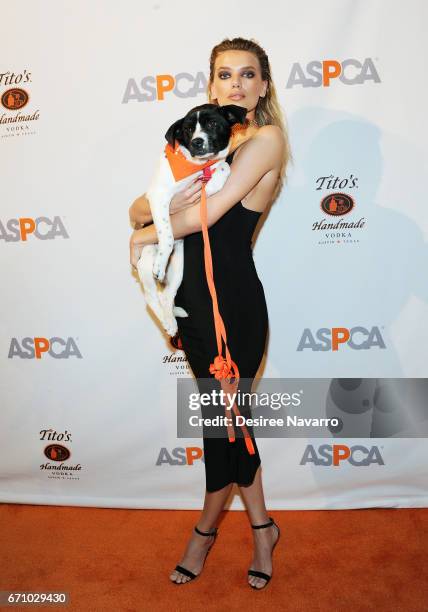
[129,36,291,589]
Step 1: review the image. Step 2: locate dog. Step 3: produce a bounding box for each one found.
[136,103,248,337]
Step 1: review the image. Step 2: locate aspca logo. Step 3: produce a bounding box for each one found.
[8,337,83,359]
[320,193,354,216]
[0,217,69,242]
[44,444,70,462]
[300,444,384,466]
[1,88,29,110]
[123,72,207,103]
[156,446,204,466]
[286,58,380,88]
[297,327,386,351]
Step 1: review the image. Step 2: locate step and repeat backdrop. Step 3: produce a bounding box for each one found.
[1,0,428,509]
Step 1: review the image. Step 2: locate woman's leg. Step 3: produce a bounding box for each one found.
[238,466,280,589]
[169,483,233,583]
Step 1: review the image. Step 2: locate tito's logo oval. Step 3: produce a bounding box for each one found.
[44,444,71,462]
[1,88,29,110]
[320,192,354,216]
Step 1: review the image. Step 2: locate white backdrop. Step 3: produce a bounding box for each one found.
[1,0,428,509]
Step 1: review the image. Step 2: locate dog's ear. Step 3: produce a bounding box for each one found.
[165,118,184,147]
[217,104,248,126]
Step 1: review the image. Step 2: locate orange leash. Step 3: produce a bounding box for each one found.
[199,166,255,455]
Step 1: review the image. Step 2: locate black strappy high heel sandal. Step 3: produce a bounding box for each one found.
[248,516,280,589]
[172,525,218,584]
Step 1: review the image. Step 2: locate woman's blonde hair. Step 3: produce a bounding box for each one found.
[207,36,292,202]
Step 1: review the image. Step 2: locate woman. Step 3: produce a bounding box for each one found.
[129,37,291,589]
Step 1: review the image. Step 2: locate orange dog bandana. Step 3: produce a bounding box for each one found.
[164,142,219,182]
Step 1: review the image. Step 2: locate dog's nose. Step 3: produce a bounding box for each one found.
[191,138,204,149]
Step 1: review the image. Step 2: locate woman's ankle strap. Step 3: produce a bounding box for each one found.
[251,516,274,530]
[194,525,218,537]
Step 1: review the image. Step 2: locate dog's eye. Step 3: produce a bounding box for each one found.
[207,120,216,129]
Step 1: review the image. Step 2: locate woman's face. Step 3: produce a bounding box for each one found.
[210,50,267,121]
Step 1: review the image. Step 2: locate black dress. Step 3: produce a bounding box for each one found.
[175,149,269,492]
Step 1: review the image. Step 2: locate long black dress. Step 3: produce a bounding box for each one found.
[175,149,269,492]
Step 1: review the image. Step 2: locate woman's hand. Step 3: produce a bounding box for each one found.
[130,230,143,269]
[170,177,202,214]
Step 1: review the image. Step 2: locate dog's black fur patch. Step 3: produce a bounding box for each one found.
[165,103,247,157]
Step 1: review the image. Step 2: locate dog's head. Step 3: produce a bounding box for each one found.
[165,103,247,159]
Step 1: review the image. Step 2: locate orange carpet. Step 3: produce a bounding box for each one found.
[1,504,427,611]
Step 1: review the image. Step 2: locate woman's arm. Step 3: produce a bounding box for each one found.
[129,177,204,228]
[131,125,284,247]
[129,193,152,227]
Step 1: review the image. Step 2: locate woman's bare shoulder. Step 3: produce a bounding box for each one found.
[255,124,285,146]
[233,124,285,167]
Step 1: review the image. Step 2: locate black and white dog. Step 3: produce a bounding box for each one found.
[137,103,247,337]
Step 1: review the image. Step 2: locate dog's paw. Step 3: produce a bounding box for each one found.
[152,260,166,283]
[163,315,178,337]
[153,271,165,283]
